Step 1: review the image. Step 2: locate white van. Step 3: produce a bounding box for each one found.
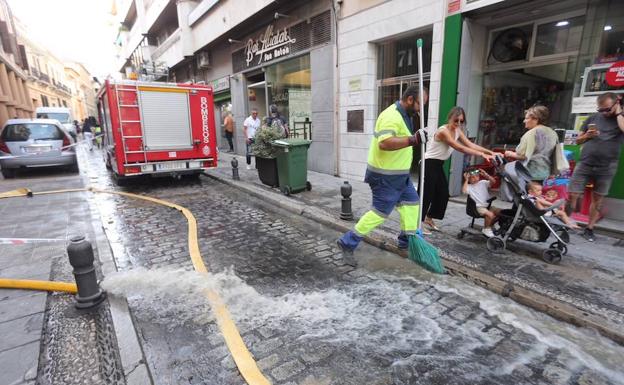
[36,107,76,137]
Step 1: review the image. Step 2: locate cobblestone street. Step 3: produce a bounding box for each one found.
[82,151,624,385]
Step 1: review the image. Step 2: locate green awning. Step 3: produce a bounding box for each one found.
[213,91,231,103]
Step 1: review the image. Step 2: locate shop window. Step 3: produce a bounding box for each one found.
[534,16,584,57]
[487,25,532,65]
[376,30,432,115]
[377,31,432,80]
[265,55,311,139]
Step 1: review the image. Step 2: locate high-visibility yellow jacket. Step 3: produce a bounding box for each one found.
[367,103,413,175]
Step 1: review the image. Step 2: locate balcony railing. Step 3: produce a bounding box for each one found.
[39,72,50,83]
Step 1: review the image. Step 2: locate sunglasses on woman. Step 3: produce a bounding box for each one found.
[454,119,465,124]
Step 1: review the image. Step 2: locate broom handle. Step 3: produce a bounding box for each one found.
[417,38,426,227]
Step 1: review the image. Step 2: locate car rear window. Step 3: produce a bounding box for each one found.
[36,112,70,123]
[2,124,64,142]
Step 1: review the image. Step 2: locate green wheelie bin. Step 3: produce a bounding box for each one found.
[271,138,312,195]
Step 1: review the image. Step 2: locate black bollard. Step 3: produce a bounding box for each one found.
[67,236,105,309]
[231,157,240,180]
[340,181,353,221]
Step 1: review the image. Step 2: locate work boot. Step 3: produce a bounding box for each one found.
[336,239,357,267]
[397,232,408,250]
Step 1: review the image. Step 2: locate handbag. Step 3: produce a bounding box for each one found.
[550,139,570,176]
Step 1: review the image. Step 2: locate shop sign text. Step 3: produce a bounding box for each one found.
[606,61,624,87]
[245,24,297,67]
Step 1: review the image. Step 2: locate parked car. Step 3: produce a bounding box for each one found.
[0,119,78,178]
[35,106,76,138]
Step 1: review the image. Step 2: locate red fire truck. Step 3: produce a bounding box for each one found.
[96,80,218,185]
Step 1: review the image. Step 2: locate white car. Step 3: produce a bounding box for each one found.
[0,119,78,178]
[35,106,76,138]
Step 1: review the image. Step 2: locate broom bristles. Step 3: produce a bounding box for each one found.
[408,235,445,274]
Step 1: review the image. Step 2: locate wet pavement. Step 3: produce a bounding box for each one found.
[0,160,124,385]
[78,150,624,385]
[209,152,624,339]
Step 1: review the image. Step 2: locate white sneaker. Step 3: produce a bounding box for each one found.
[246,165,252,170]
[482,227,495,238]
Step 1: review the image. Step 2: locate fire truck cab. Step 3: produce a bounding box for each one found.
[97,80,218,185]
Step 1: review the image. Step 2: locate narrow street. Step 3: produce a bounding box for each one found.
[76,149,624,385]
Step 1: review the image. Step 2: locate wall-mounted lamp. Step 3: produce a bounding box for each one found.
[228,38,241,44]
[605,25,613,31]
[274,12,290,19]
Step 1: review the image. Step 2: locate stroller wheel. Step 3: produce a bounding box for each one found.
[555,228,570,244]
[542,249,562,264]
[487,237,505,253]
[549,241,568,256]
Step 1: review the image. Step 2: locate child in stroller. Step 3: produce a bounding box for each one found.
[462,168,502,238]
[489,160,570,264]
[526,182,580,230]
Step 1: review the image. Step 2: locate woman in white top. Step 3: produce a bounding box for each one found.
[423,107,495,231]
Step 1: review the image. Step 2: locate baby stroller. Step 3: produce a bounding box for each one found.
[486,160,570,264]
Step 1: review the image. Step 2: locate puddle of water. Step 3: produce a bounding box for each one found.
[102,268,624,383]
[435,277,624,381]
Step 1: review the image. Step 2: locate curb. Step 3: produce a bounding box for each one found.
[204,170,624,346]
[88,194,154,385]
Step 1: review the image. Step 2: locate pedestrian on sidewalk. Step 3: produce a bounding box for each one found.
[82,118,93,151]
[243,109,261,170]
[266,104,289,138]
[567,92,624,242]
[422,107,495,232]
[336,86,428,266]
[504,105,558,183]
[223,112,235,152]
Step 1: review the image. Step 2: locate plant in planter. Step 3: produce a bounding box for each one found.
[251,121,283,187]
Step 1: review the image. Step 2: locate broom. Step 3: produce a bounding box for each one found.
[408,39,445,275]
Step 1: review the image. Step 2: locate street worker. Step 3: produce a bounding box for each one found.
[336,86,428,266]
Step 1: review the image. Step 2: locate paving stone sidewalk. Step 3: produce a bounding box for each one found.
[208,152,624,342]
[0,161,128,384]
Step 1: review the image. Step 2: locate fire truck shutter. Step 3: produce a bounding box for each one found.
[138,90,192,150]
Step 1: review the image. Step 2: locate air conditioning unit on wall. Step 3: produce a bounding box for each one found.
[197,51,211,69]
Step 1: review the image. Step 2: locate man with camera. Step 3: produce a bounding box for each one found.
[568,92,624,242]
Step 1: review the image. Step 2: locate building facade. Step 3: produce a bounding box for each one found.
[115,0,338,174]
[0,0,33,127]
[335,0,445,179]
[17,26,73,112]
[65,62,99,121]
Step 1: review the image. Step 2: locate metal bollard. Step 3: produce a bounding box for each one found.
[231,157,240,180]
[67,236,105,309]
[340,181,354,221]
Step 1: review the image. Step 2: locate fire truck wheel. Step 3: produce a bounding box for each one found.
[114,174,128,187]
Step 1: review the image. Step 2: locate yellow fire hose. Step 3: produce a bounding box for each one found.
[0,187,272,385]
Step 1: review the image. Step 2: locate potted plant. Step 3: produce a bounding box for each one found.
[251,121,283,187]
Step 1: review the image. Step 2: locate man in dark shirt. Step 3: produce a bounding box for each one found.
[568,92,624,241]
